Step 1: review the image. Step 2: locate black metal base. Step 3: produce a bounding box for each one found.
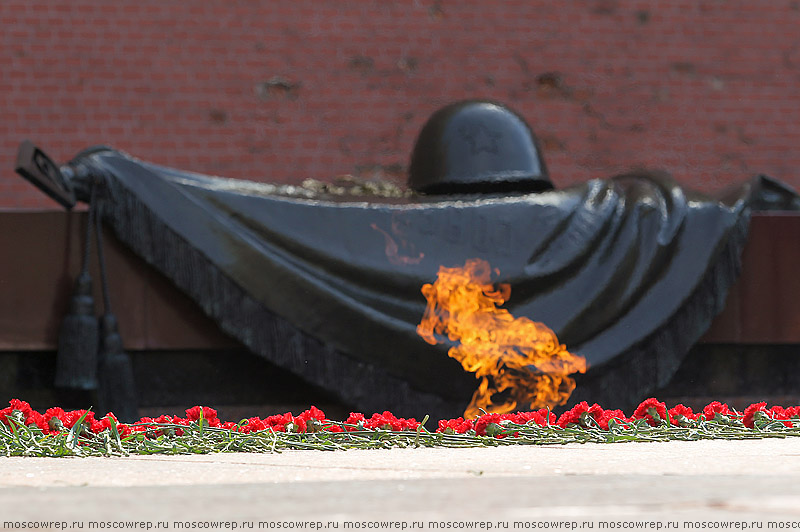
[4,344,800,422]
[2,348,350,421]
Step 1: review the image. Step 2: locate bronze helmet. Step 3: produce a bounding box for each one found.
[408,100,551,194]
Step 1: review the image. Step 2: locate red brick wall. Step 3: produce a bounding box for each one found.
[2,1,799,208]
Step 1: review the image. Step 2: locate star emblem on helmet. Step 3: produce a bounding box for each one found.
[459,123,502,155]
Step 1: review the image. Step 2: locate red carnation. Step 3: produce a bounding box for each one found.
[400,417,420,431]
[364,412,393,430]
[240,417,267,434]
[767,405,798,427]
[702,401,734,421]
[185,406,219,426]
[557,401,590,428]
[184,406,201,421]
[292,416,307,433]
[596,408,628,430]
[474,413,504,436]
[586,404,609,429]
[296,407,328,432]
[0,400,36,429]
[90,418,109,434]
[345,412,366,431]
[60,409,96,430]
[101,413,128,436]
[632,398,667,426]
[509,412,532,424]
[743,402,768,428]
[26,410,49,433]
[668,404,697,426]
[0,407,11,427]
[782,406,800,427]
[43,407,66,433]
[297,406,326,422]
[380,411,401,430]
[770,405,787,418]
[508,410,553,427]
[530,409,557,426]
[9,399,33,417]
[262,413,294,432]
[437,417,474,434]
[556,402,611,429]
[361,411,418,431]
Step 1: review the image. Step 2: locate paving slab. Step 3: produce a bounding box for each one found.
[1,439,800,527]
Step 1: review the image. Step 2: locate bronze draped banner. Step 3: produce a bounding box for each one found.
[65,146,773,418]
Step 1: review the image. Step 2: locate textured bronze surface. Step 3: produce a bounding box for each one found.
[1,211,795,350]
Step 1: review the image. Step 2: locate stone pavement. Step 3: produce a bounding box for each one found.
[1,439,800,527]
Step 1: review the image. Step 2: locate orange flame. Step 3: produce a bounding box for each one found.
[417,258,587,418]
